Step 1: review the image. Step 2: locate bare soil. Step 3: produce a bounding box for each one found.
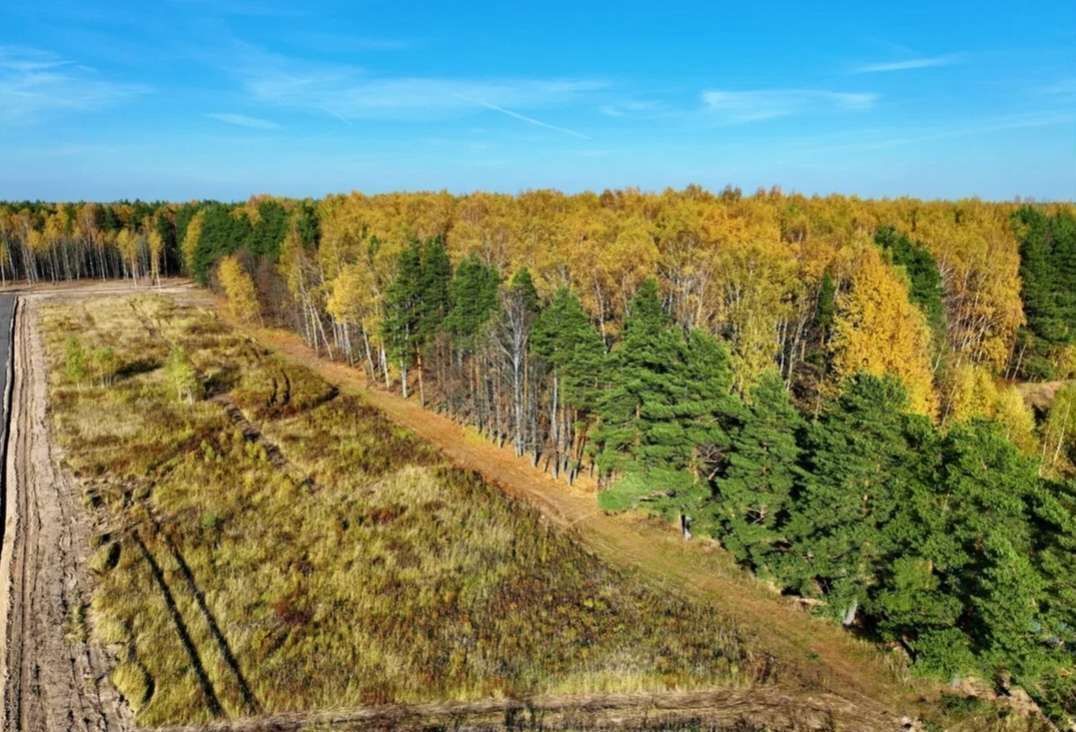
[0,293,134,731]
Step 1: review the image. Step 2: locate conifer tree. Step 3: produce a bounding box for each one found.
[381,240,424,398]
[415,236,452,404]
[875,226,946,339]
[782,374,924,623]
[714,370,803,569]
[1012,206,1076,379]
[531,287,605,478]
[595,279,737,536]
[445,254,500,350]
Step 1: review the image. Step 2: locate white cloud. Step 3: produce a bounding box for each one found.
[852,54,962,74]
[1042,78,1076,97]
[599,100,666,118]
[206,112,281,130]
[0,46,149,124]
[459,97,590,139]
[230,45,604,127]
[701,89,877,123]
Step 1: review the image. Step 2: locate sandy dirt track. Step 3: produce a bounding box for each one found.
[0,292,134,731]
[0,281,909,731]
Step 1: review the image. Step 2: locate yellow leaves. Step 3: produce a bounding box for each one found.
[944,362,998,423]
[1043,384,1076,475]
[44,211,69,243]
[992,386,1038,455]
[181,210,205,274]
[147,229,164,283]
[712,236,800,392]
[27,227,46,253]
[450,192,519,270]
[115,229,137,263]
[326,263,381,339]
[831,245,938,417]
[942,362,1038,454]
[217,255,261,324]
[905,201,1024,369]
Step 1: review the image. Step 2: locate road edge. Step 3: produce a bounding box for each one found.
[0,296,20,718]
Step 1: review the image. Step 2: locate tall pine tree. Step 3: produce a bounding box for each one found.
[595,279,737,536]
[714,370,803,570]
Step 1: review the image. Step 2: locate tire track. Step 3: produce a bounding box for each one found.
[132,533,224,719]
[160,531,261,716]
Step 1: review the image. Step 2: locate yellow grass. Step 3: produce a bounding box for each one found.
[42,294,759,726]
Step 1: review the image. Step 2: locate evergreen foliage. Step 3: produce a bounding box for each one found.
[1013,206,1076,379]
[714,370,803,569]
[444,254,500,349]
[531,287,605,412]
[595,280,738,531]
[875,225,946,338]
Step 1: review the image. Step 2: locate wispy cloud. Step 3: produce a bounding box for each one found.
[459,96,589,139]
[228,44,602,133]
[787,111,1075,156]
[852,54,963,74]
[701,89,877,123]
[599,100,668,118]
[1041,78,1076,97]
[165,0,307,18]
[206,112,281,130]
[0,45,149,124]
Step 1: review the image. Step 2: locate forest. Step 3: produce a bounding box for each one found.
[3,187,1075,719]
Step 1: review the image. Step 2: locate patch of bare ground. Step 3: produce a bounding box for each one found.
[0,294,135,731]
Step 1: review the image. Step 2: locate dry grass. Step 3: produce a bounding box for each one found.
[43,294,759,727]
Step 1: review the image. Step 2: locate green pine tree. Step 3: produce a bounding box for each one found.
[381,239,424,398]
[875,226,946,340]
[531,287,605,412]
[714,370,803,570]
[595,279,738,536]
[781,373,926,622]
[445,253,500,350]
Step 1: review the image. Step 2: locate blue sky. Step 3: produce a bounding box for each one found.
[1,0,1074,201]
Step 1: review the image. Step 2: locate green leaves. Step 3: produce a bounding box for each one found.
[164,345,200,403]
[875,225,946,339]
[715,370,802,568]
[531,287,605,411]
[1012,206,1076,379]
[594,279,737,527]
[382,237,452,370]
[444,254,499,349]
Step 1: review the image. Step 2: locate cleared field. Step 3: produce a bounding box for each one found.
[42,294,761,726]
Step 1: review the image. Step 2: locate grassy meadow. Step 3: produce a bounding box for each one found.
[42,294,759,726]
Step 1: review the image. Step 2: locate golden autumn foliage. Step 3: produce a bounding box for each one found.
[217,255,261,324]
[943,362,1038,454]
[831,245,938,416]
[5,189,1060,418]
[181,210,204,274]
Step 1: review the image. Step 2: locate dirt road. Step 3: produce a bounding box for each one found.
[0,292,134,732]
[248,319,920,728]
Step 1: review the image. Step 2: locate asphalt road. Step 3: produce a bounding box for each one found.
[0,293,14,549]
[0,294,14,404]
